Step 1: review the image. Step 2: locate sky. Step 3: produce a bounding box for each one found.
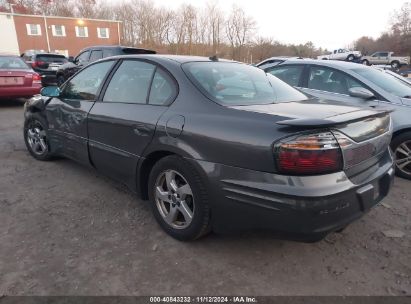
[108,0,408,50]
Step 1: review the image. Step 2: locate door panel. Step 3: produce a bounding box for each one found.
[88,103,168,186]
[46,60,115,165]
[87,60,175,187]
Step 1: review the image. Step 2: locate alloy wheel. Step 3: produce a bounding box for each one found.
[27,122,48,155]
[154,169,195,229]
[395,140,411,176]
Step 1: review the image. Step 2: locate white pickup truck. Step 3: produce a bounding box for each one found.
[317,48,362,62]
[360,52,409,69]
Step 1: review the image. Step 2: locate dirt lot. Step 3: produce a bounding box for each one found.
[0,100,410,296]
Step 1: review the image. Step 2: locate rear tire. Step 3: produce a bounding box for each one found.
[24,113,53,161]
[347,54,355,61]
[391,132,411,180]
[391,61,400,70]
[148,155,211,241]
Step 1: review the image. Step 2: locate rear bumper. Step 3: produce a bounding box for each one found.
[191,149,394,239]
[0,86,42,98]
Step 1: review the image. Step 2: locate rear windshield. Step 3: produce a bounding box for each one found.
[183,62,308,106]
[0,56,29,69]
[353,67,411,98]
[36,55,67,63]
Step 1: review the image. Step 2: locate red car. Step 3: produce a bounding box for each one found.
[0,55,42,99]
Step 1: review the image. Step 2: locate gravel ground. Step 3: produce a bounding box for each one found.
[0,100,410,296]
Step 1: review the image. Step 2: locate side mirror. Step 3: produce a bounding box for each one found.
[349,87,374,99]
[68,56,74,63]
[41,86,60,97]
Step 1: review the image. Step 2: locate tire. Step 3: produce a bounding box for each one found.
[361,59,369,66]
[346,54,355,61]
[148,155,211,241]
[391,61,400,69]
[24,113,53,161]
[391,132,411,180]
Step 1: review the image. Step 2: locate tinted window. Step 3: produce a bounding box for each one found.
[103,60,155,104]
[149,69,177,105]
[380,52,389,57]
[353,67,411,98]
[267,65,304,86]
[90,50,103,62]
[61,61,114,100]
[36,54,67,63]
[308,66,365,95]
[103,49,117,58]
[76,51,90,64]
[0,57,29,69]
[183,62,308,106]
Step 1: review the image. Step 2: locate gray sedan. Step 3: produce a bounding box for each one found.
[23,55,393,241]
[262,60,411,179]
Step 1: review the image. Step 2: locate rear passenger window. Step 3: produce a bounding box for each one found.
[103,60,155,104]
[267,66,304,86]
[149,69,177,105]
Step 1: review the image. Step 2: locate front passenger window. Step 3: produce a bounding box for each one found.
[61,61,114,100]
[308,66,366,95]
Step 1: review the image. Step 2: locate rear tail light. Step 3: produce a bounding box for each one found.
[274,132,343,175]
[31,60,45,68]
[32,73,42,84]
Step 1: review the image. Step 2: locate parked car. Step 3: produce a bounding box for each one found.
[262,59,411,179]
[21,52,68,86]
[317,49,362,62]
[24,55,394,241]
[361,52,409,69]
[0,55,42,99]
[255,56,304,70]
[55,45,156,86]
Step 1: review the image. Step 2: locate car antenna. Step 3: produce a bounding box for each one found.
[209,55,219,62]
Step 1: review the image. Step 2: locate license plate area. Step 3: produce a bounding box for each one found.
[0,76,24,86]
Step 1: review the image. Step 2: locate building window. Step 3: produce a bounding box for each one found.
[97,27,109,39]
[75,26,88,38]
[52,25,66,37]
[26,24,41,36]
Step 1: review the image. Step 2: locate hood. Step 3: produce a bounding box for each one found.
[58,62,77,70]
[230,99,390,127]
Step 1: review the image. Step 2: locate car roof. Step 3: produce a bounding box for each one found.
[81,45,156,53]
[34,53,66,57]
[100,54,236,64]
[277,59,365,70]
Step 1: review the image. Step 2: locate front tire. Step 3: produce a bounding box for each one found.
[391,132,411,180]
[148,155,211,241]
[362,59,370,66]
[24,114,53,161]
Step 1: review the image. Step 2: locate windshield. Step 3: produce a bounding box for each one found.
[183,62,308,106]
[353,67,411,98]
[0,57,29,69]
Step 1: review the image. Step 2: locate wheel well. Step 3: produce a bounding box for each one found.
[138,150,176,200]
[393,128,411,141]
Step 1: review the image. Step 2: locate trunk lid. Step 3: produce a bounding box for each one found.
[0,70,34,87]
[231,99,393,175]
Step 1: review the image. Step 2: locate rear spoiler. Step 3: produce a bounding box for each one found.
[276,108,392,128]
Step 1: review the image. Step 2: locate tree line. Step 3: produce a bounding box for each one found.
[354,2,411,57]
[0,0,327,62]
